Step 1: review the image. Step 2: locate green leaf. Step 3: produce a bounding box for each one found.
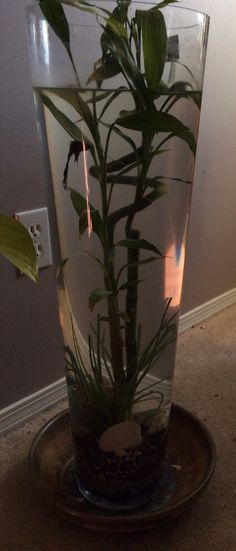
[89,289,113,311]
[117,109,196,153]
[39,1,70,52]
[116,238,162,256]
[0,215,38,282]
[117,108,184,132]
[102,27,147,92]
[70,189,105,244]
[156,0,180,8]
[87,56,121,84]
[79,209,106,244]
[49,88,99,143]
[40,92,92,145]
[119,279,143,291]
[136,9,167,91]
[169,82,202,109]
[70,188,87,215]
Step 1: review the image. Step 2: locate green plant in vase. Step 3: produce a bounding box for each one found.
[32,0,204,503]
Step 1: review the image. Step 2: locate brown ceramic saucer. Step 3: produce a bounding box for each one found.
[29,404,216,533]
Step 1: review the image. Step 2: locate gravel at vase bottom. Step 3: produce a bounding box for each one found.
[72,427,167,500]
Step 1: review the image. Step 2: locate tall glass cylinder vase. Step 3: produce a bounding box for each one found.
[27,1,209,508]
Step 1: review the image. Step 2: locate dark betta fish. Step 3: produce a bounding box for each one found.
[62,140,90,189]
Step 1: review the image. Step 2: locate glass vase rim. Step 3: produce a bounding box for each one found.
[26,1,210,23]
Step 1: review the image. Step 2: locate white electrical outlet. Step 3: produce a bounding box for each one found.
[15,207,52,269]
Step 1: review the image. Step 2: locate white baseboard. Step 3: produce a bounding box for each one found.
[0,377,67,436]
[179,287,236,333]
[1,287,235,435]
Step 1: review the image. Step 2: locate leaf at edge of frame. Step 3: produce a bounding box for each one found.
[0,215,38,282]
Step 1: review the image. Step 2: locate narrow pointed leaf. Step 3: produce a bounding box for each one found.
[117,109,196,153]
[70,189,105,244]
[119,279,143,291]
[156,0,180,8]
[79,209,106,244]
[89,289,113,311]
[39,1,70,52]
[87,57,121,84]
[49,88,97,139]
[0,215,38,282]
[102,27,147,92]
[40,92,92,146]
[117,239,162,256]
[70,188,87,215]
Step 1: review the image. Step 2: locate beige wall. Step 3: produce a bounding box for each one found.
[181,0,236,312]
[0,0,64,409]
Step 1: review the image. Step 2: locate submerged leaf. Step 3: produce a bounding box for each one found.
[89,288,113,311]
[40,92,92,145]
[87,56,121,84]
[70,189,105,244]
[49,88,96,137]
[101,27,147,92]
[63,140,89,188]
[79,209,106,244]
[117,109,196,153]
[117,239,163,256]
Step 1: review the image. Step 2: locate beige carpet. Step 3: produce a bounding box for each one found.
[0,305,236,551]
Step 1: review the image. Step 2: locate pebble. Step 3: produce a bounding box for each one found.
[99,420,142,453]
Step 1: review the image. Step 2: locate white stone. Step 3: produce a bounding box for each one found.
[99,421,142,453]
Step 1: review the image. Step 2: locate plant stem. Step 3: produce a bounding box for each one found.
[125,129,154,380]
[99,124,124,384]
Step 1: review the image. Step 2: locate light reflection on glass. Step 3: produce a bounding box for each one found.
[165,242,185,307]
[40,20,49,67]
[82,140,92,237]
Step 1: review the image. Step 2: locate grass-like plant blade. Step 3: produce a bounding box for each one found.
[0,215,38,282]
